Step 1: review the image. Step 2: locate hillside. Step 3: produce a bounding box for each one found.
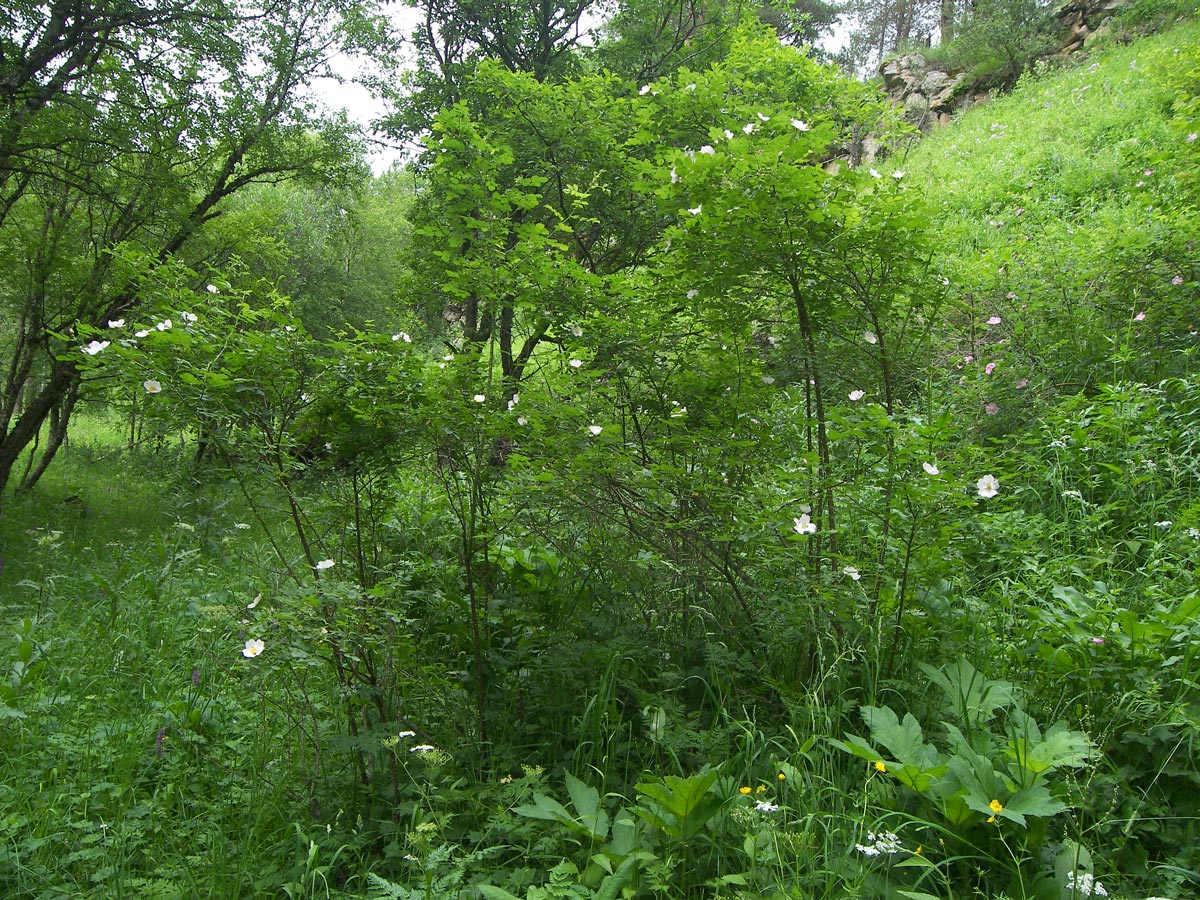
[910,19,1199,397]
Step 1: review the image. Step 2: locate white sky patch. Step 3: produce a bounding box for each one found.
[305,6,423,173]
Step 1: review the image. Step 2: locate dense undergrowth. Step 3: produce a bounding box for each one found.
[2,15,1199,900]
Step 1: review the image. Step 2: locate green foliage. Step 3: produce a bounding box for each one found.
[4,13,1200,900]
[924,0,1060,88]
[634,769,725,842]
[832,659,1098,897]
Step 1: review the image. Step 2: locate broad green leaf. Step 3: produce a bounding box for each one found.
[608,811,638,856]
[635,770,723,840]
[1006,717,1094,779]
[861,705,942,771]
[827,734,885,764]
[921,658,1016,724]
[564,772,609,840]
[1004,784,1069,821]
[514,793,575,825]
[890,762,948,793]
[595,855,642,900]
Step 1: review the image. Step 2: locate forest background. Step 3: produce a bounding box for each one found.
[1,0,1199,898]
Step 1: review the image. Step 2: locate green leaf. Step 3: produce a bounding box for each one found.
[861,705,943,772]
[564,772,609,839]
[514,793,575,825]
[827,734,884,764]
[595,855,642,900]
[1006,716,1094,779]
[1004,784,1069,821]
[921,658,1016,724]
[634,770,724,840]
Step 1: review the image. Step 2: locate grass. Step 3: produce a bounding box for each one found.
[0,415,344,898]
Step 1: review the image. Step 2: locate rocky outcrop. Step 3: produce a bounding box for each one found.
[878,54,979,131]
[1056,0,1130,54]
[878,0,1131,132]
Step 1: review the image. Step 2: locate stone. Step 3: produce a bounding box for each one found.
[921,70,952,97]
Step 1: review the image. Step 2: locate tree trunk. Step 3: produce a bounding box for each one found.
[0,359,77,505]
[790,276,837,560]
[940,0,956,42]
[20,378,80,492]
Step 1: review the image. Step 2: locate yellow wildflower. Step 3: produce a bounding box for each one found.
[778,773,786,781]
[756,784,767,794]
[739,786,752,795]
[989,799,1003,814]
[874,760,887,773]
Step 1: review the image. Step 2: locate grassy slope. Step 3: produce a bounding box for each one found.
[899,19,1199,399]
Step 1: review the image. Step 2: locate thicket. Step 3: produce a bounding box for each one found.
[1,6,1198,900]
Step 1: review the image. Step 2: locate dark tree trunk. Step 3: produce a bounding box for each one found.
[0,359,77,505]
[20,377,80,492]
